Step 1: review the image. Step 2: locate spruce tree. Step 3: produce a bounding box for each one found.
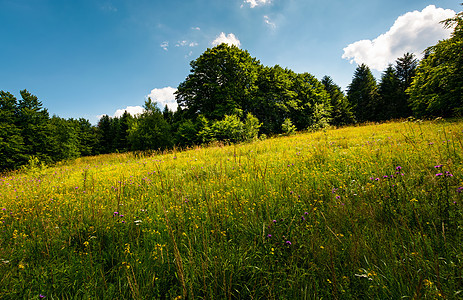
[321,76,355,126]
[347,64,379,122]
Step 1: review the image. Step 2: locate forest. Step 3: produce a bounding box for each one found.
[0,11,461,172]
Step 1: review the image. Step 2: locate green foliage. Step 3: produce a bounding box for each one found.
[199,113,261,143]
[127,98,173,151]
[0,91,25,171]
[321,76,355,126]
[308,102,331,131]
[347,64,379,122]
[17,90,53,163]
[408,14,463,117]
[242,112,261,141]
[176,43,260,120]
[281,118,296,135]
[48,116,81,161]
[378,66,403,120]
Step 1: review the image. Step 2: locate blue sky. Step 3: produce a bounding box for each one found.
[0,0,460,124]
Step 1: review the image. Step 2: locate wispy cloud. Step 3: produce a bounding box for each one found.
[211,32,241,47]
[342,5,455,71]
[176,40,188,47]
[99,1,117,12]
[264,15,276,29]
[243,0,271,8]
[175,40,198,47]
[160,41,169,51]
[146,86,178,111]
[191,27,201,31]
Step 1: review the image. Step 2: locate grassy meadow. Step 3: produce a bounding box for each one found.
[1,119,462,299]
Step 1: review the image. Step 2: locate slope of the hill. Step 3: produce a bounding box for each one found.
[1,120,462,299]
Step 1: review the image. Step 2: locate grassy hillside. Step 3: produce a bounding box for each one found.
[1,119,462,299]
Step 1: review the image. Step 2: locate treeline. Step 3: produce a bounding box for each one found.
[1,10,461,172]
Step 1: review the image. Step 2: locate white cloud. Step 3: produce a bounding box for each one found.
[160,41,169,51]
[176,40,188,47]
[192,27,201,31]
[176,40,199,47]
[146,86,178,111]
[96,106,144,121]
[264,15,276,29]
[211,32,241,47]
[342,5,456,71]
[113,106,145,118]
[244,0,270,8]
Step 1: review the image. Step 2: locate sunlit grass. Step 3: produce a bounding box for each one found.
[1,119,462,299]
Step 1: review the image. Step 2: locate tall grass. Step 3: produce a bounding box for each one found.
[1,119,462,299]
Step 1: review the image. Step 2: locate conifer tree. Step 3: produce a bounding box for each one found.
[347,64,379,122]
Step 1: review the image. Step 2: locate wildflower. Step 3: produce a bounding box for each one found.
[383,175,388,179]
[395,166,402,170]
[304,212,308,215]
[445,171,453,177]
[113,211,118,215]
[267,234,272,238]
[457,187,463,193]
[272,220,277,223]
[436,173,443,177]
[335,195,341,199]
[434,164,443,169]
[39,295,45,299]
[285,241,292,245]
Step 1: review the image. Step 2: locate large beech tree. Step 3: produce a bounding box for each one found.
[176,43,261,120]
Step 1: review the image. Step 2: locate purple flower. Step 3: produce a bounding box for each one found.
[434,164,443,169]
[436,173,443,177]
[445,171,453,177]
[304,212,308,215]
[285,241,292,245]
[457,187,463,193]
[383,175,388,178]
[375,178,380,181]
[39,295,45,299]
[396,166,402,170]
[113,211,118,215]
[335,195,341,199]
[301,216,306,221]
[272,220,277,223]
[267,234,272,238]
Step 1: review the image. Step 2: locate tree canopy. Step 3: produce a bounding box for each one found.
[407,11,463,117]
[2,8,463,172]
